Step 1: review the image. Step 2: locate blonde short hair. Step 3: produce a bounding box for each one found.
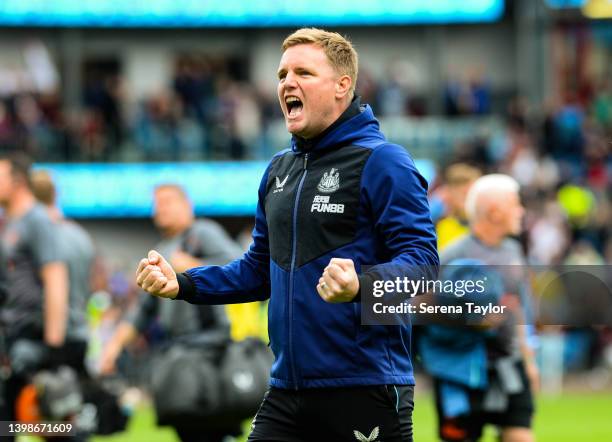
[282,28,358,96]
[444,163,482,186]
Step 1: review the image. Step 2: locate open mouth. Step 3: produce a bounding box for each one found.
[285,96,303,118]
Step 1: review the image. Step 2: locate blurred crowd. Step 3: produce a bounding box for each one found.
[431,86,612,267]
[0,55,281,162]
[1,51,609,164]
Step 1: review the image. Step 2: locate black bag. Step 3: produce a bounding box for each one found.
[149,225,273,426]
[217,337,273,419]
[150,335,272,427]
[151,344,221,425]
[150,331,226,426]
[80,377,129,435]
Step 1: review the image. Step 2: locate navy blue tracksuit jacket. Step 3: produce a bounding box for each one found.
[176,103,439,389]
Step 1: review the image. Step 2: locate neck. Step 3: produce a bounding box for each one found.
[46,205,63,222]
[329,98,353,128]
[471,222,505,247]
[293,95,359,150]
[6,189,36,218]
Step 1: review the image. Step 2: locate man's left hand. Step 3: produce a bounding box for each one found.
[317,258,359,303]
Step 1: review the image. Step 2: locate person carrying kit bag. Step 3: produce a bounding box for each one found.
[152,218,272,427]
[101,184,270,442]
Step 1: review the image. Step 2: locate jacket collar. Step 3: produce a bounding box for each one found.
[291,97,362,153]
[290,97,386,154]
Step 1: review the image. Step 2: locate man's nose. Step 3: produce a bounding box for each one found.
[284,71,298,88]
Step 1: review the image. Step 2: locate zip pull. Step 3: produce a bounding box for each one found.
[303,153,309,170]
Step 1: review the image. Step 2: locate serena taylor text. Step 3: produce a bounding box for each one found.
[372,302,507,316]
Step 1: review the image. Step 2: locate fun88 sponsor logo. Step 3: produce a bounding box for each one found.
[311,195,345,214]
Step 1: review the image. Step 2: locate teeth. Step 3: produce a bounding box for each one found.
[286,97,301,104]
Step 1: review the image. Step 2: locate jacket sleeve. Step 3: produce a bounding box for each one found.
[175,164,272,305]
[357,143,439,298]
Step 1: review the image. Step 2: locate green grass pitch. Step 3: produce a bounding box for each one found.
[17,391,612,441]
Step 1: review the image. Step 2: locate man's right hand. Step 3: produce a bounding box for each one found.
[136,250,179,299]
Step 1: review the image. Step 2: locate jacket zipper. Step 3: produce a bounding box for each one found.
[288,153,308,389]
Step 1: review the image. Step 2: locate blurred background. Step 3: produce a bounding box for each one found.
[0,0,610,441]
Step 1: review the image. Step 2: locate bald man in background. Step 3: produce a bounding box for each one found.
[429,174,537,442]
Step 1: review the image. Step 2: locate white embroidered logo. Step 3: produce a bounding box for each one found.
[354,426,380,442]
[311,195,344,214]
[274,175,289,193]
[317,168,340,193]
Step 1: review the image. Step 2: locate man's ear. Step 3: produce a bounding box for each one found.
[335,75,352,99]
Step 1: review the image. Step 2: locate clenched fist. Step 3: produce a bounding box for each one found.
[317,258,359,303]
[136,250,179,299]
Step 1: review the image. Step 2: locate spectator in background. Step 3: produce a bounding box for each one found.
[591,79,612,132]
[253,83,283,159]
[231,83,263,159]
[78,108,107,162]
[0,101,15,150]
[355,67,379,113]
[83,73,124,161]
[100,183,244,442]
[172,56,215,159]
[551,91,586,178]
[173,56,214,123]
[526,198,570,265]
[14,94,54,159]
[0,152,70,441]
[434,163,482,251]
[444,70,473,117]
[444,68,491,117]
[210,76,246,159]
[378,60,412,117]
[506,97,529,133]
[134,92,183,161]
[468,67,491,115]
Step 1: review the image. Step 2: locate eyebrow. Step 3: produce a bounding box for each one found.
[277,66,313,78]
